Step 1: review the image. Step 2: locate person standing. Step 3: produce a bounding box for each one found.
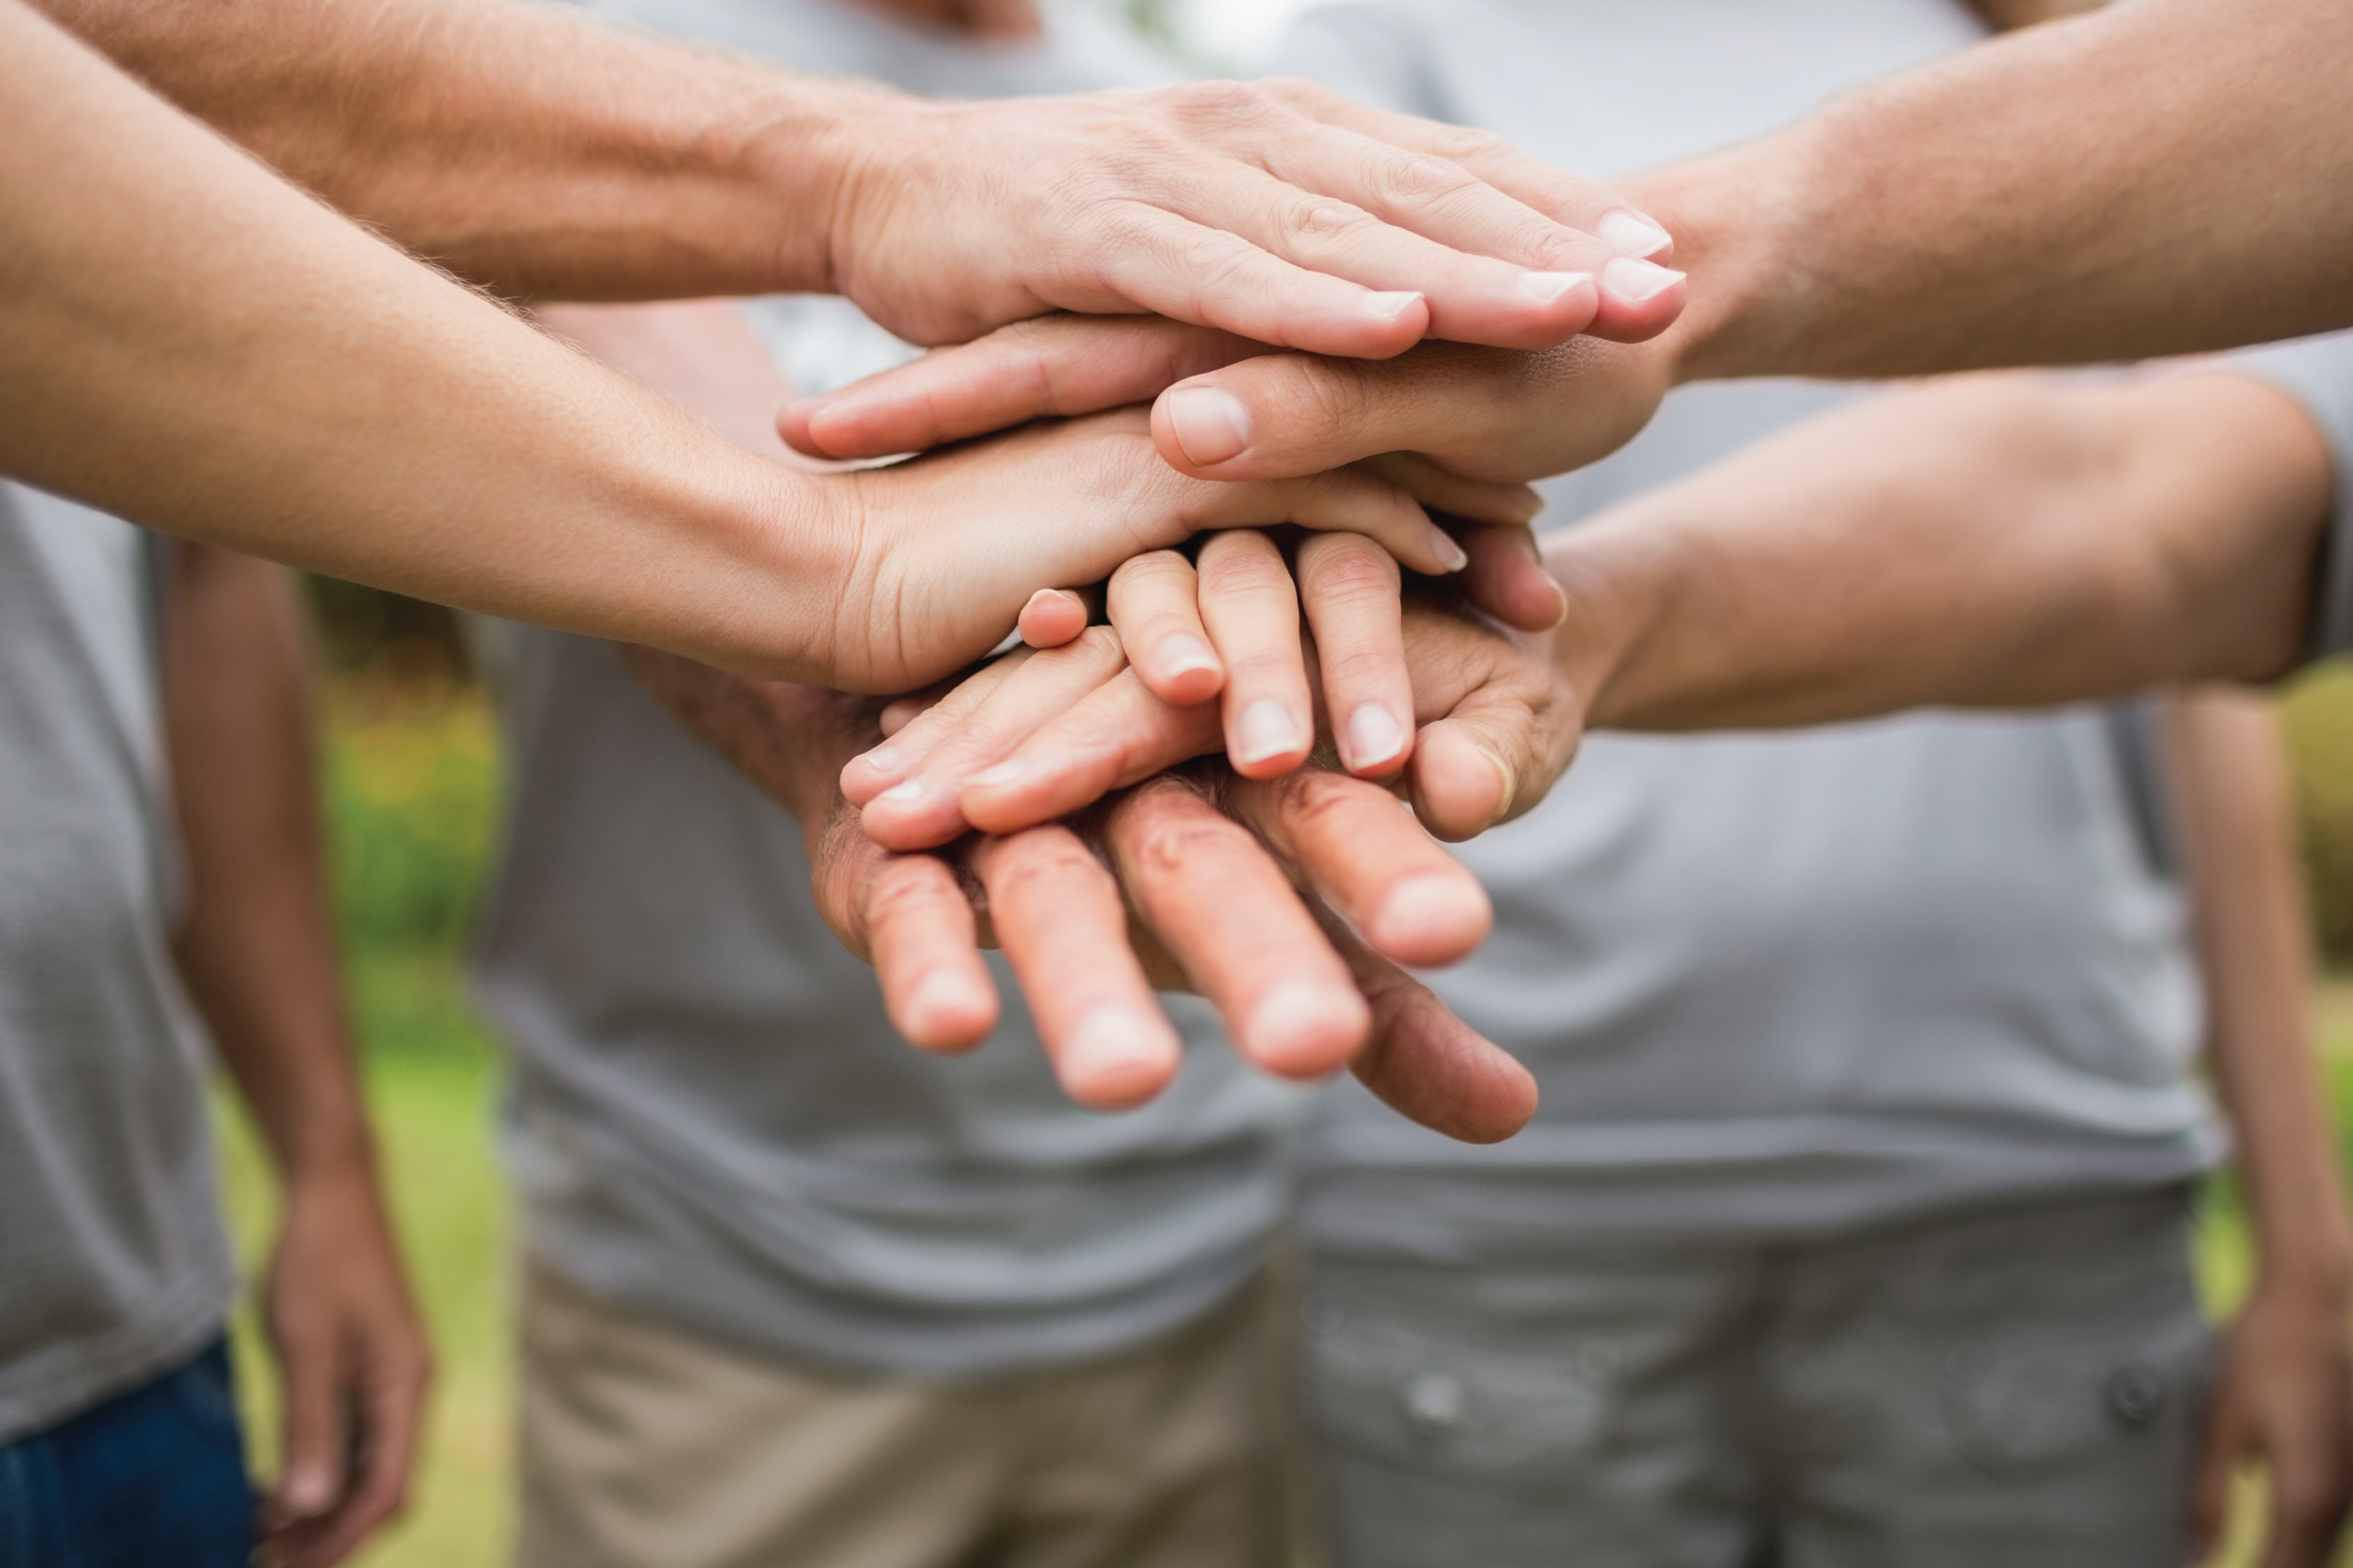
[0,484,429,1567]
[1271,4,2353,1565]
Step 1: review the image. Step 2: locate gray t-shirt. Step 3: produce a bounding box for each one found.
[1281,0,2223,1258]
[475,0,1305,1381]
[0,484,233,1444]
[2225,332,2353,661]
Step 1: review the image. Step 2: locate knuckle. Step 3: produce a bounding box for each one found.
[1300,534,1402,601]
[1168,78,1273,129]
[1277,193,1378,253]
[1123,800,1244,878]
[1274,765,1365,836]
[989,831,1109,899]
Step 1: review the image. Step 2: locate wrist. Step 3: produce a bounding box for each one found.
[735,73,917,303]
[723,72,906,297]
[1626,129,1823,387]
[1542,519,1672,734]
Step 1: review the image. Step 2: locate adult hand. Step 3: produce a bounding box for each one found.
[851,567,1587,850]
[624,650,1533,1141]
[868,523,1564,845]
[780,314,1681,488]
[823,76,1685,355]
[2190,1275,2353,1568]
[811,406,1546,694]
[259,1163,433,1568]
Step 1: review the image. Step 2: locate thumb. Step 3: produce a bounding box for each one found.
[781,315,1256,460]
[1408,675,1577,842]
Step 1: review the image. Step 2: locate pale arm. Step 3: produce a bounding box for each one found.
[163,545,431,1568]
[2165,688,2353,1568]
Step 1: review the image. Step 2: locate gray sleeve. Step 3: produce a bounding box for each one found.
[2220,330,2353,663]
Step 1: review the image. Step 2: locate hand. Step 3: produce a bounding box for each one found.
[820,76,1686,356]
[804,406,1544,694]
[850,571,1588,851]
[780,311,1681,489]
[2190,1273,2353,1567]
[631,657,1535,1140]
[873,523,1564,846]
[259,1164,432,1568]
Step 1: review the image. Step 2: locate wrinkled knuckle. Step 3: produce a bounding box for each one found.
[1422,124,1509,166]
[1125,805,1239,878]
[1279,193,1377,252]
[1302,534,1402,599]
[1169,78,1271,128]
[1275,765,1360,830]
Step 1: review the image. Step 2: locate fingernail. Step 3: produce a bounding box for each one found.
[968,758,1027,788]
[1346,705,1407,771]
[1232,700,1303,766]
[1598,210,1673,257]
[903,971,989,1044]
[859,746,902,776]
[1059,1008,1180,1103]
[282,1465,333,1516]
[1157,633,1219,680]
[1370,873,1491,962]
[1164,386,1255,466]
[1363,289,1423,321]
[1427,523,1470,574]
[1602,256,1685,304]
[1518,270,1593,306]
[879,779,926,803]
[1246,982,1368,1076]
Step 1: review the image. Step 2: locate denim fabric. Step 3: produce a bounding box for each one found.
[0,1338,253,1568]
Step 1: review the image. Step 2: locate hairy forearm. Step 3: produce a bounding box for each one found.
[2168,689,2353,1288]
[166,546,376,1183]
[0,2,837,679]
[1551,373,2330,731]
[1639,0,2353,384]
[37,0,859,300]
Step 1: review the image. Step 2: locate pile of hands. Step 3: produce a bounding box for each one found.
[617,87,1703,1146]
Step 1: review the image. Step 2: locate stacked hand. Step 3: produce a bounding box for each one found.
[550,243,1650,1145]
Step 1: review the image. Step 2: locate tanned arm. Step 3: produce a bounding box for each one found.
[163,543,431,1568]
[2166,688,2353,1568]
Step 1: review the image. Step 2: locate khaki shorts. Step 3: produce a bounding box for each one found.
[1301,1188,2212,1568]
[515,1259,1294,1568]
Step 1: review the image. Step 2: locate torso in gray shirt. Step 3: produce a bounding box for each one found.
[473,0,1307,1381]
[0,485,233,1443]
[1281,0,2221,1259]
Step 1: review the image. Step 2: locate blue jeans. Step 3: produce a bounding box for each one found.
[0,1337,254,1568]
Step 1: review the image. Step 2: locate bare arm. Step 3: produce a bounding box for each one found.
[34,0,1677,354]
[163,544,430,1568]
[1651,0,2353,381]
[1555,371,2333,732]
[2166,688,2353,1568]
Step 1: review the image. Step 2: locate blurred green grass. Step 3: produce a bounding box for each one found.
[211,667,2353,1568]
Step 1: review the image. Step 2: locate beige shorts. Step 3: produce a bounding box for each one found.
[514,1259,1295,1568]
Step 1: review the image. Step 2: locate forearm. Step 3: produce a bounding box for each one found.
[0,2,834,680]
[2168,688,2353,1289]
[37,0,856,300]
[1550,372,2330,731]
[165,546,376,1183]
[1639,0,2353,384]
